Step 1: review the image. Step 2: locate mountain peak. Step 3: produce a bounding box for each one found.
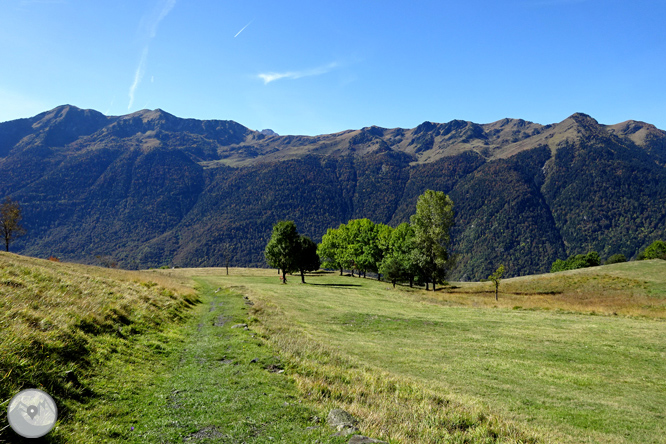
[569,112,598,125]
[124,108,175,122]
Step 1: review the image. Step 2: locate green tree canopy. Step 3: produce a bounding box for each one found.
[297,236,320,283]
[378,223,418,287]
[0,197,26,252]
[410,190,455,291]
[550,251,600,272]
[379,254,403,288]
[639,240,666,260]
[317,226,346,275]
[342,218,379,277]
[605,253,627,265]
[488,264,505,301]
[264,220,301,284]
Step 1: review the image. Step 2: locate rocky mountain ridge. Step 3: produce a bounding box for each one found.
[1,105,665,279]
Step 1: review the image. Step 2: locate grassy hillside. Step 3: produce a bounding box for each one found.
[0,254,366,443]
[169,261,666,443]
[0,252,199,442]
[437,259,666,318]
[3,254,665,442]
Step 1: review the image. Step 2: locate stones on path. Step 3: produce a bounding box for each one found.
[347,435,388,444]
[326,409,387,443]
[213,315,229,327]
[184,425,224,441]
[327,408,359,436]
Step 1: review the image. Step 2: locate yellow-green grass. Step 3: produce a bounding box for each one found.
[167,265,666,443]
[59,279,351,443]
[442,260,666,318]
[0,252,199,441]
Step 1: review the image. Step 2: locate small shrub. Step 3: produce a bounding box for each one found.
[639,240,666,260]
[550,251,600,272]
[605,254,627,265]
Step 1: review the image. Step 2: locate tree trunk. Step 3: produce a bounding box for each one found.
[226,259,229,275]
[409,277,413,288]
[495,283,499,301]
[282,272,287,284]
[432,273,436,291]
[351,269,354,277]
[425,282,429,291]
[392,280,396,288]
[300,269,305,284]
[339,267,343,276]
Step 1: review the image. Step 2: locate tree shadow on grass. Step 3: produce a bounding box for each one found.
[308,283,362,287]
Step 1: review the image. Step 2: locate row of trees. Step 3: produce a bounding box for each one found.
[318,190,455,290]
[266,190,457,290]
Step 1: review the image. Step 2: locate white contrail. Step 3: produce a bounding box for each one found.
[258,62,339,85]
[128,47,149,110]
[128,0,176,110]
[234,19,253,38]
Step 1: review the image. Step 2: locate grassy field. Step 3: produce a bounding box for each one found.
[3,254,665,443]
[164,262,666,443]
[0,252,201,442]
[0,254,354,443]
[446,260,666,318]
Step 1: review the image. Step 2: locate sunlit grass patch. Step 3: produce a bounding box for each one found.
[182,265,666,443]
[0,252,199,441]
[433,260,666,318]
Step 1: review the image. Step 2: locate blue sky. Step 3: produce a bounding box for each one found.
[1,0,665,135]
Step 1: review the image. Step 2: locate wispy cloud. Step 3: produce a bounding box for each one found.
[258,62,339,85]
[128,47,149,110]
[128,0,176,110]
[234,19,253,38]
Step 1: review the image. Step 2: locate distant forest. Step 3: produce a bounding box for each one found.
[1,106,665,280]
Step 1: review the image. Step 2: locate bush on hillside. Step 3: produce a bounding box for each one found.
[605,254,627,265]
[550,251,600,273]
[638,240,666,260]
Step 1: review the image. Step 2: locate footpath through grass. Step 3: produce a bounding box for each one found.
[173,267,666,444]
[0,255,343,443]
[99,279,345,443]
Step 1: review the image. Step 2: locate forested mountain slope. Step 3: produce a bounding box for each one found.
[1,105,665,280]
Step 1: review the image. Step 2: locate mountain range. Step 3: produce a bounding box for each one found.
[1,105,665,280]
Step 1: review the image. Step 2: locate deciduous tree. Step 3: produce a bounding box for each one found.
[488,264,505,301]
[265,221,301,284]
[410,190,455,291]
[1,197,26,252]
[297,236,320,283]
[639,240,666,260]
[318,227,346,275]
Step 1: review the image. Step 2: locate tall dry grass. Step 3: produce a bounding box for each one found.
[0,252,199,431]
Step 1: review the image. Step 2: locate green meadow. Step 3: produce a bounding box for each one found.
[2,252,666,443]
[170,262,666,443]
